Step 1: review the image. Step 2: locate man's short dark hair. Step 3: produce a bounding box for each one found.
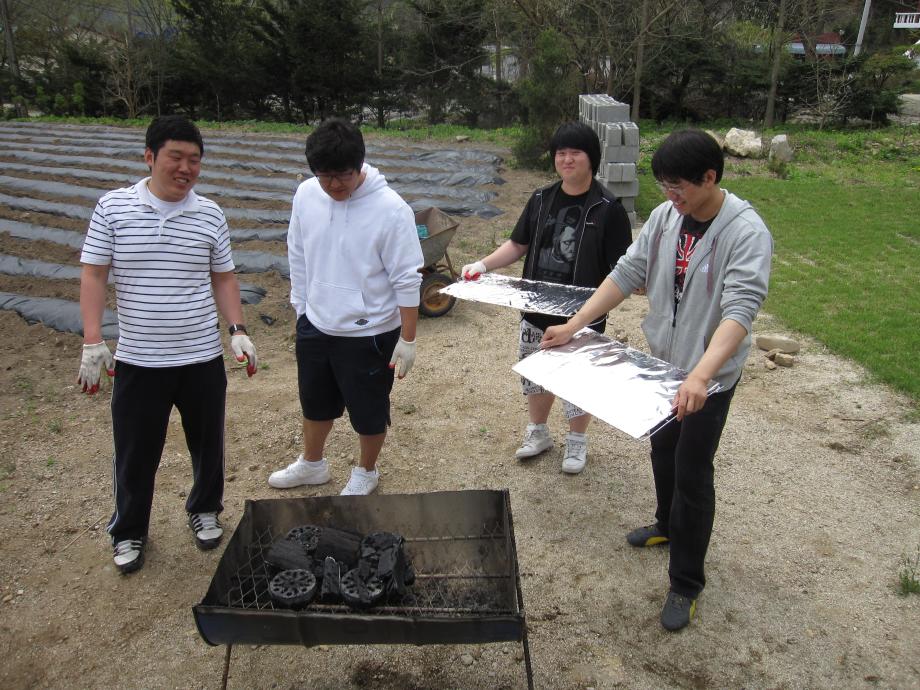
[651,129,724,184]
[549,121,601,176]
[145,115,204,158]
[305,118,365,173]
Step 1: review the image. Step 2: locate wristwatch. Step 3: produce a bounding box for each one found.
[228,323,248,336]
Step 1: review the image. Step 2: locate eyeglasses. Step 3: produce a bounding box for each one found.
[657,180,690,196]
[314,170,358,185]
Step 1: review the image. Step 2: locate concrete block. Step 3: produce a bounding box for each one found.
[622,122,640,146]
[603,163,636,182]
[603,163,622,182]
[604,123,622,146]
[604,180,640,197]
[619,196,636,213]
[596,102,630,122]
[603,145,640,163]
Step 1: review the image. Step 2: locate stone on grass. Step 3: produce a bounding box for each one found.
[756,334,801,354]
[769,134,793,163]
[724,128,763,158]
[765,359,777,370]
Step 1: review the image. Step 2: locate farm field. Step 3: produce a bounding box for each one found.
[0,122,918,689]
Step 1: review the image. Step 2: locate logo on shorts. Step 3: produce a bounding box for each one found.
[355,318,368,325]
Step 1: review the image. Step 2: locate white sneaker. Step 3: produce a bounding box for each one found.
[561,433,588,474]
[515,423,553,460]
[268,455,331,489]
[188,512,223,550]
[112,538,145,574]
[340,467,379,496]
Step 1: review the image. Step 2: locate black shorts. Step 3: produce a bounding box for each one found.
[295,314,400,435]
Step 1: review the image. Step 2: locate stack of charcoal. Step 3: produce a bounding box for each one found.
[265,525,415,610]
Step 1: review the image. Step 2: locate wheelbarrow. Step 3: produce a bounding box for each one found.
[415,207,460,317]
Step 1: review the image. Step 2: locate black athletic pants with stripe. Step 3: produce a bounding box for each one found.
[106,356,226,543]
[650,380,737,599]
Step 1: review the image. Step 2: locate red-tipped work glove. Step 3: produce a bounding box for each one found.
[388,337,416,379]
[78,342,115,395]
[460,260,487,281]
[230,334,258,377]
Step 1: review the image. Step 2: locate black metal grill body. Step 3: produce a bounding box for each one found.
[193,490,526,648]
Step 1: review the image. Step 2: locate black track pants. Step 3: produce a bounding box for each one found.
[649,381,737,599]
[106,356,227,543]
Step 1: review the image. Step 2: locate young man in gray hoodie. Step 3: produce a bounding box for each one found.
[542,129,773,631]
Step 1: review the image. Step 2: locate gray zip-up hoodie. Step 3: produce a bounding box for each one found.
[609,190,773,389]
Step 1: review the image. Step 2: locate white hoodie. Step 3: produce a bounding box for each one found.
[287,163,424,336]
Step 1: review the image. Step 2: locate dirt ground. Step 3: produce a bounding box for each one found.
[0,130,918,690]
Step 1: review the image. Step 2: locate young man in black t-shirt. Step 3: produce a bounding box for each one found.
[462,122,631,474]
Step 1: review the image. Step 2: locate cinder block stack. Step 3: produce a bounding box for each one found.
[578,94,639,227]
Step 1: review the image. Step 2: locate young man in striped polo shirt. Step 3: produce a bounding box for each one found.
[78,115,258,574]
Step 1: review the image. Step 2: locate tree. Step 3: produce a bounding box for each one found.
[402,0,490,124]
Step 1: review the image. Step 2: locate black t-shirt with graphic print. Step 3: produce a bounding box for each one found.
[518,189,587,331]
[674,215,714,306]
[532,188,587,284]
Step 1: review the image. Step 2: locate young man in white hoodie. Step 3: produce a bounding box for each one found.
[543,129,773,631]
[268,118,423,496]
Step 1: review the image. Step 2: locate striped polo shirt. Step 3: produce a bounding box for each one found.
[80,178,235,367]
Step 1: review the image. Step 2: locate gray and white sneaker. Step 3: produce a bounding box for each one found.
[340,467,379,496]
[189,512,223,550]
[268,455,331,489]
[113,538,145,574]
[515,423,553,460]
[561,432,588,474]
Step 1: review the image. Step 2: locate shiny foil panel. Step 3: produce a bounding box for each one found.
[441,274,595,316]
[512,328,721,439]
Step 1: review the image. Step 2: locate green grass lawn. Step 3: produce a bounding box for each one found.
[638,126,920,402]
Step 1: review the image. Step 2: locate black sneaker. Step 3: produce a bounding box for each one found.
[660,591,696,631]
[188,512,223,550]
[626,523,669,547]
[113,538,145,574]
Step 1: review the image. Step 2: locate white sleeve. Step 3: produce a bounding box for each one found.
[287,191,307,316]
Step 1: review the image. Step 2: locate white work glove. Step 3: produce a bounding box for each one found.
[230,334,258,377]
[460,260,487,281]
[77,342,115,395]
[388,337,416,379]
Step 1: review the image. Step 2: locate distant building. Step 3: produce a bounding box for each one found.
[786,32,846,58]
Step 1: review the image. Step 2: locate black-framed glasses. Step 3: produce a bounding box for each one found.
[314,170,358,185]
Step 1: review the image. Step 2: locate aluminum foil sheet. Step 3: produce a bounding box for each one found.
[440,274,595,316]
[513,329,721,439]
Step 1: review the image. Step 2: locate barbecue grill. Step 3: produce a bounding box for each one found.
[194,489,533,688]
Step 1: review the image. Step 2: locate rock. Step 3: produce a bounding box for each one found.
[769,134,794,163]
[460,653,474,666]
[705,129,724,148]
[756,334,801,354]
[765,359,777,370]
[764,348,781,361]
[774,353,795,367]
[455,135,470,142]
[724,128,763,158]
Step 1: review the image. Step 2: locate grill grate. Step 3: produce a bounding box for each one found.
[225,524,516,616]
